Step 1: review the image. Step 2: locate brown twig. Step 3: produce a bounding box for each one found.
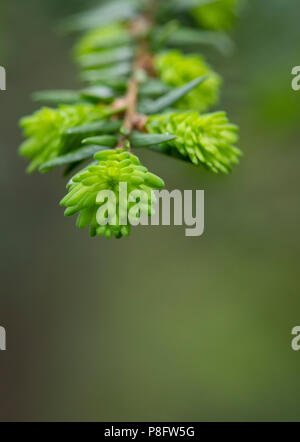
[123,77,139,132]
[117,77,139,148]
[117,9,156,149]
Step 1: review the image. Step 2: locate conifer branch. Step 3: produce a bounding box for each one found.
[117,8,155,148]
[18,0,244,239]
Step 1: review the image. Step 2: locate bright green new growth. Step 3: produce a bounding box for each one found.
[155,50,221,112]
[19,104,105,173]
[74,22,132,57]
[60,149,164,239]
[193,0,241,31]
[147,111,241,174]
[19,0,243,239]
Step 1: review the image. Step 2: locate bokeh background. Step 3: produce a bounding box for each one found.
[1,0,300,422]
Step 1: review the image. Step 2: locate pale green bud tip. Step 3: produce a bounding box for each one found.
[60,150,165,239]
[147,111,241,174]
[155,50,221,112]
[74,23,132,58]
[19,104,105,173]
[193,0,241,31]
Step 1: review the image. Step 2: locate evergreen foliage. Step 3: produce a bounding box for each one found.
[19,0,243,238]
[60,149,164,238]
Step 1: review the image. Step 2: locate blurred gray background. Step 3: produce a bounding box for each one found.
[0,0,300,421]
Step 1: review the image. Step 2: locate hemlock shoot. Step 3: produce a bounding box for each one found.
[19,0,243,239]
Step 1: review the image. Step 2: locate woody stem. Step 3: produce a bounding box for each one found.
[117,5,155,148]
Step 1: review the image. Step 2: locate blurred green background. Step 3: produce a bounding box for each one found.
[1,0,300,422]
